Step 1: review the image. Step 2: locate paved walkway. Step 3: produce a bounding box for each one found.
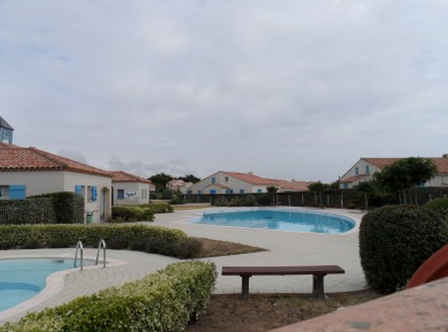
[0,207,367,324]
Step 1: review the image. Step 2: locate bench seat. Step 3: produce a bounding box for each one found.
[222,265,345,300]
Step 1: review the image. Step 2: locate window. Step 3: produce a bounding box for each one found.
[225,189,234,194]
[343,183,349,189]
[88,186,98,202]
[257,189,262,194]
[210,189,216,195]
[225,177,229,182]
[75,185,85,198]
[355,167,359,175]
[240,189,245,194]
[211,177,216,184]
[198,190,202,195]
[0,186,10,199]
[365,165,370,174]
[117,189,125,199]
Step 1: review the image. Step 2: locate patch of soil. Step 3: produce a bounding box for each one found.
[186,291,381,332]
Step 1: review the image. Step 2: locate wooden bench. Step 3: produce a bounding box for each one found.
[221,265,345,300]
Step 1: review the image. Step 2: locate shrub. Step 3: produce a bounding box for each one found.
[424,197,448,219]
[257,194,272,206]
[175,238,203,259]
[359,205,448,294]
[30,192,84,224]
[145,203,173,213]
[161,188,175,199]
[213,197,229,206]
[170,196,185,205]
[111,206,154,222]
[228,197,243,206]
[243,195,257,206]
[0,198,56,224]
[0,224,189,258]
[0,261,217,332]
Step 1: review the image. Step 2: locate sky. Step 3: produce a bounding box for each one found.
[1,0,447,183]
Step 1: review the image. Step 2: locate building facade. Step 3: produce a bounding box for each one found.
[110,171,154,206]
[339,156,448,189]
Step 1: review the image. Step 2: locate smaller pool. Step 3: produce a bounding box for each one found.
[192,209,355,234]
[0,258,92,312]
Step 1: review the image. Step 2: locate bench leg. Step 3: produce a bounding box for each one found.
[241,275,251,301]
[313,275,328,300]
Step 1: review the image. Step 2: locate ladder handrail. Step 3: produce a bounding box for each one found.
[95,239,107,268]
[74,241,84,271]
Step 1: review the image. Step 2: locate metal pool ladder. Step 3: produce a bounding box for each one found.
[74,240,107,271]
[95,239,107,268]
[74,241,84,271]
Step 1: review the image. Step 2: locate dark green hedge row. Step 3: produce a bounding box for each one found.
[0,198,56,224]
[359,205,448,293]
[31,192,85,224]
[0,261,217,332]
[0,224,191,258]
[141,203,174,213]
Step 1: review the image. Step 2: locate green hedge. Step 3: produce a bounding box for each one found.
[0,198,56,224]
[0,261,217,332]
[141,203,174,213]
[359,205,448,293]
[424,197,448,220]
[29,192,84,224]
[111,206,155,222]
[0,224,190,257]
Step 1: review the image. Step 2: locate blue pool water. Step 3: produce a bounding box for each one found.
[0,258,89,312]
[193,209,355,234]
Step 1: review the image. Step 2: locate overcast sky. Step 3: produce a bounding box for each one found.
[1,0,447,183]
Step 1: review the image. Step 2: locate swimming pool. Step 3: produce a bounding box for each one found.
[192,209,355,234]
[0,258,91,312]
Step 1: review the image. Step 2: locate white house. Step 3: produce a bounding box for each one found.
[191,171,310,195]
[0,143,112,222]
[110,171,155,206]
[166,179,193,194]
[339,156,448,189]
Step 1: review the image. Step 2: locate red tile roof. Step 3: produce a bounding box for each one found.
[339,174,370,184]
[109,170,153,184]
[362,157,448,173]
[222,171,309,191]
[0,143,112,177]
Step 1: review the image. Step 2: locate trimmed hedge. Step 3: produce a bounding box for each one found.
[141,203,174,213]
[0,224,190,258]
[424,197,448,220]
[111,206,155,222]
[0,261,217,332]
[30,192,84,224]
[0,198,56,224]
[359,205,448,293]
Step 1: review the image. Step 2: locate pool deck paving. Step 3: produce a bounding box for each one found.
[0,207,367,325]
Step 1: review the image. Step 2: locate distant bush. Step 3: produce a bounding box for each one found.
[0,261,217,332]
[213,197,229,206]
[424,197,448,220]
[228,197,243,206]
[243,195,257,206]
[161,188,175,199]
[257,194,272,206]
[141,203,173,213]
[170,196,185,205]
[359,205,448,294]
[111,206,154,222]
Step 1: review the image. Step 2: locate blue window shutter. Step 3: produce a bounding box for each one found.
[92,186,98,202]
[9,185,26,200]
[75,185,83,195]
[240,189,245,194]
[198,190,202,195]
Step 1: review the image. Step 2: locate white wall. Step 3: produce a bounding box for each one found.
[113,182,150,205]
[191,172,254,194]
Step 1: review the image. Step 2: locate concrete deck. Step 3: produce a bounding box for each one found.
[0,207,366,324]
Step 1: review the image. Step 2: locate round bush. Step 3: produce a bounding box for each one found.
[424,197,448,219]
[359,205,448,294]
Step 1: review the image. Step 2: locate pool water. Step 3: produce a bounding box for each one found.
[193,209,355,234]
[0,258,89,312]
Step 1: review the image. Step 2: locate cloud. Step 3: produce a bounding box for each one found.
[1,0,448,182]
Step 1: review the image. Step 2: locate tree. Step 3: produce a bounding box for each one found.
[178,174,201,184]
[373,157,437,204]
[308,181,329,207]
[148,173,173,191]
[266,186,279,205]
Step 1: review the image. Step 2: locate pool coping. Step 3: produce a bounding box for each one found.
[0,255,127,322]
